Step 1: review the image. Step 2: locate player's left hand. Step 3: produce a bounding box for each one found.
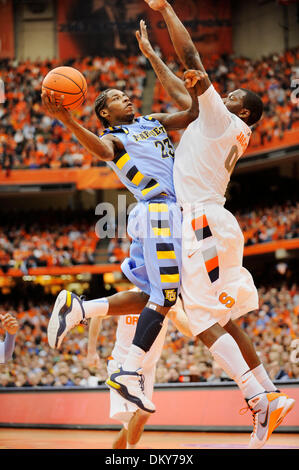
[136,20,154,59]
[0,313,19,335]
[184,70,208,88]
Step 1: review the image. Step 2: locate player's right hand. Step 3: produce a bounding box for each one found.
[144,0,169,11]
[41,90,72,123]
[184,70,208,88]
[85,352,100,368]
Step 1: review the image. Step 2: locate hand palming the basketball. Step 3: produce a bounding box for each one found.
[41,90,72,123]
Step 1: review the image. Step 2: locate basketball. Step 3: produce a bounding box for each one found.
[42,66,87,111]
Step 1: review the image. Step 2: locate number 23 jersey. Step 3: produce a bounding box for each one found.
[100,116,176,202]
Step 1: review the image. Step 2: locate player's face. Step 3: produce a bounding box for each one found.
[222,89,247,115]
[101,89,135,125]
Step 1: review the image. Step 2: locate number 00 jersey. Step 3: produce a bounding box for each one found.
[173,85,252,207]
[100,116,176,202]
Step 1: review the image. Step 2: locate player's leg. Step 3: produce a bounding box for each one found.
[107,201,182,412]
[223,318,295,427]
[127,409,150,447]
[112,426,128,449]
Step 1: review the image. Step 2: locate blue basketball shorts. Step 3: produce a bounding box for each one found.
[121,198,182,307]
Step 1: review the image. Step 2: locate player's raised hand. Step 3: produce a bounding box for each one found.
[184,70,208,89]
[144,0,169,11]
[41,90,72,123]
[0,313,19,335]
[136,20,155,59]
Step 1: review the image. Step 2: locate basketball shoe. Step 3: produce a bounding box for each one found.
[106,366,156,413]
[47,290,87,349]
[247,392,287,449]
[273,390,295,430]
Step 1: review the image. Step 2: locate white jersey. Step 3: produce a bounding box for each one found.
[173,84,252,207]
[110,313,168,371]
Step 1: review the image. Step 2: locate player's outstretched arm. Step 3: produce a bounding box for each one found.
[151,69,207,130]
[144,0,210,93]
[85,317,108,367]
[86,317,103,368]
[136,20,191,110]
[41,91,119,162]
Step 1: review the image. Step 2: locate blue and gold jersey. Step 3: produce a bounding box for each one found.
[99,116,176,201]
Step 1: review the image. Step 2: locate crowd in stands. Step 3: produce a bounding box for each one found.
[0,210,99,273]
[236,201,299,246]
[0,282,298,388]
[0,46,298,172]
[0,55,146,172]
[0,201,297,273]
[152,47,299,148]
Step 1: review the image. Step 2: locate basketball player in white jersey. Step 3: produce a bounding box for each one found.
[86,289,192,449]
[138,0,295,449]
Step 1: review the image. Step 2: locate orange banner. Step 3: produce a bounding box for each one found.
[0,384,298,430]
[0,0,14,59]
[0,167,124,190]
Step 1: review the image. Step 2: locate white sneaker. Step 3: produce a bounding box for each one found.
[248,392,287,449]
[106,366,156,413]
[47,290,86,349]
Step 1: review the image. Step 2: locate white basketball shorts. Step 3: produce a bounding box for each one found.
[181,203,259,336]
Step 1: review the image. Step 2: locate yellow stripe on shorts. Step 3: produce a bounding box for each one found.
[160,273,180,283]
[148,203,169,212]
[157,250,176,259]
[152,227,171,237]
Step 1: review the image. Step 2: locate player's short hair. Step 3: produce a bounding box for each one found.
[94,89,113,128]
[240,88,263,126]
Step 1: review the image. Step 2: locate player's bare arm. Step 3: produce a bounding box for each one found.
[151,70,207,130]
[136,19,191,110]
[41,91,122,161]
[144,0,211,94]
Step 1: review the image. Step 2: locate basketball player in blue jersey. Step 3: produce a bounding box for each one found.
[42,64,201,413]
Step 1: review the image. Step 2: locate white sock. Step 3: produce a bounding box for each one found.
[83,298,109,319]
[209,333,265,399]
[123,344,146,372]
[251,363,276,392]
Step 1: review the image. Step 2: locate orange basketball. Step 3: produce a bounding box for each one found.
[42,66,87,111]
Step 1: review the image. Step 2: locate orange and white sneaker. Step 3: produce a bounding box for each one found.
[273,390,295,430]
[247,392,287,449]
